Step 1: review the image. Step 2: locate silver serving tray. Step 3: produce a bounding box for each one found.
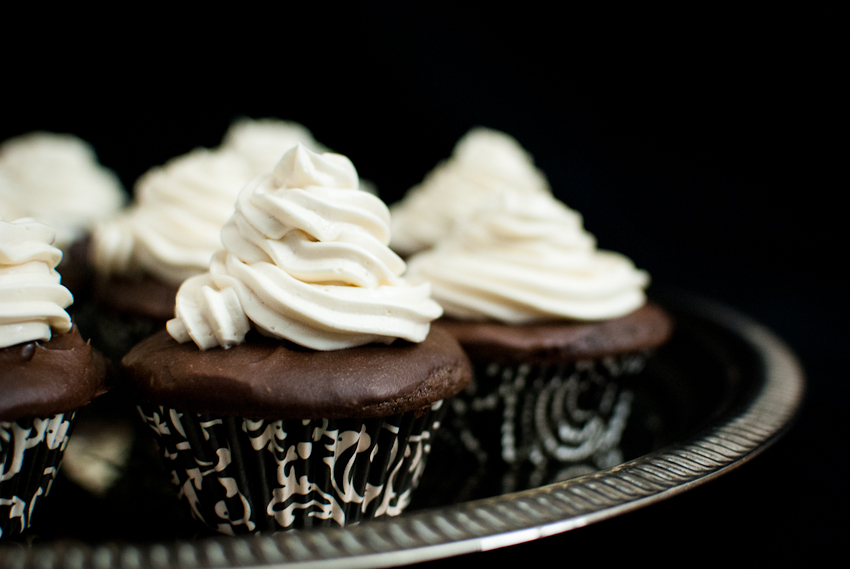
[0,295,805,568]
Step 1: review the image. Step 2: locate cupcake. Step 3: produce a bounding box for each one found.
[0,219,108,539]
[0,132,127,299]
[88,147,254,363]
[121,144,470,534]
[406,190,673,491]
[389,127,551,257]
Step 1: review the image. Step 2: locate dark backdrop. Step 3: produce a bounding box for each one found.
[2,5,842,563]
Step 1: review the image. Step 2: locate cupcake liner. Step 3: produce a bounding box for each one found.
[136,401,445,535]
[450,352,649,494]
[0,412,76,539]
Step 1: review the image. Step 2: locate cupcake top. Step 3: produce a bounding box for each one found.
[406,190,650,324]
[166,144,443,351]
[220,117,326,176]
[0,132,126,250]
[90,148,254,286]
[0,219,108,420]
[123,325,468,419]
[389,127,551,256]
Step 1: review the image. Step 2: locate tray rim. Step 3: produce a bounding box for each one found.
[0,295,806,568]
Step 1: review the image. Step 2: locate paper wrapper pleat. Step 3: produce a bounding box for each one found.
[0,413,76,539]
[136,401,445,535]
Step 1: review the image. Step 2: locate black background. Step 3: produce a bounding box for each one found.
[2,4,843,564]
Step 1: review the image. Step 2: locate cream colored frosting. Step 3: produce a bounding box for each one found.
[221,118,379,196]
[405,191,649,323]
[389,127,551,256]
[221,118,326,176]
[0,132,126,250]
[0,219,73,348]
[0,172,24,221]
[167,144,442,351]
[90,148,255,285]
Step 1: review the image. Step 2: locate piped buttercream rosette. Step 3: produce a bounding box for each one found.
[220,117,326,176]
[0,219,73,348]
[167,145,442,351]
[0,133,126,251]
[405,191,649,323]
[390,127,551,256]
[90,149,254,285]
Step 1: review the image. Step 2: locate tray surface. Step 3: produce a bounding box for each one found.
[0,295,805,568]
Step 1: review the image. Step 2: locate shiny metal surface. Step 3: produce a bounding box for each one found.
[0,296,805,568]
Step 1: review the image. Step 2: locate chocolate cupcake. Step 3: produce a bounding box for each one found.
[121,144,470,534]
[406,190,673,492]
[0,220,108,539]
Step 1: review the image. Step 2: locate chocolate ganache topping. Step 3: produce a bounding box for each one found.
[433,303,673,365]
[123,326,469,419]
[0,327,108,421]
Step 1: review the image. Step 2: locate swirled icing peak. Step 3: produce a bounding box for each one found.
[221,117,326,176]
[167,144,442,351]
[406,191,650,323]
[0,132,126,250]
[0,219,73,348]
[389,127,551,256]
[221,118,379,196]
[90,148,254,285]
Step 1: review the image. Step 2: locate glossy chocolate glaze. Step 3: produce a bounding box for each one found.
[0,326,109,421]
[121,327,472,420]
[432,303,674,365]
[94,274,179,321]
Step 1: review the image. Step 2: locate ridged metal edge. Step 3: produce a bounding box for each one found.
[0,298,805,569]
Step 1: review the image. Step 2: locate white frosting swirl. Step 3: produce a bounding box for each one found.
[90,148,254,285]
[0,172,24,222]
[221,118,326,176]
[167,144,442,351]
[221,118,379,196]
[390,127,551,256]
[0,132,126,250]
[406,191,649,323]
[0,219,73,348]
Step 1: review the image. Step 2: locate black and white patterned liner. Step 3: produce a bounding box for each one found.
[136,401,445,535]
[449,353,648,493]
[0,413,75,539]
